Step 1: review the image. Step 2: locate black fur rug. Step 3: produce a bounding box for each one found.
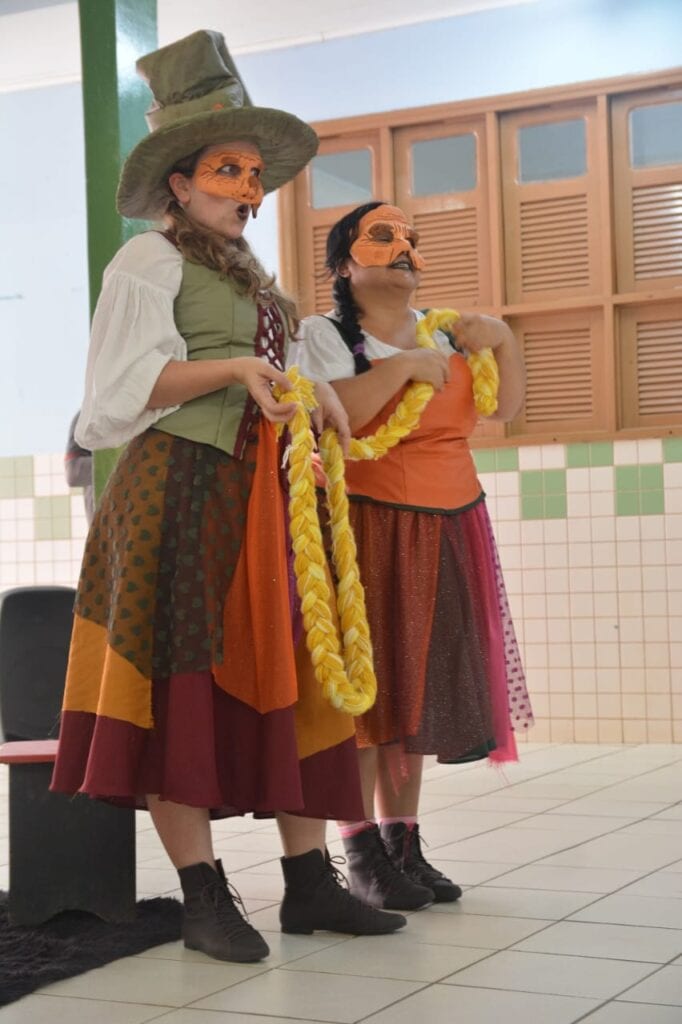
[0,892,183,1006]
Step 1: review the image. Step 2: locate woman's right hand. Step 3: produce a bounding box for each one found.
[402,349,451,390]
[231,357,296,423]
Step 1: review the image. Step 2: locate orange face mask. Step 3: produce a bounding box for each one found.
[350,205,426,271]
[193,148,265,216]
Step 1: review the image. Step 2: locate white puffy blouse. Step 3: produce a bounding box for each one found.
[75,232,187,450]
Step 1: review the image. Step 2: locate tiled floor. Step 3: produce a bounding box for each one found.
[2,743,682,1022]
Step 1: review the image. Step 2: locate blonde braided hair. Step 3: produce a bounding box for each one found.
[277,309,499,715]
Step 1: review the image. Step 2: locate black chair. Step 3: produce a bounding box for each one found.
[0,586,136,925]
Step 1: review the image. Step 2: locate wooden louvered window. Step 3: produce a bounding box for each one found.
[509,311,609,436]
[613,89,682,293]
[619,305,682,429]
[287,131,387,317]
[394,119,491,308]
[279,68,682,444]
[501,103,601,304]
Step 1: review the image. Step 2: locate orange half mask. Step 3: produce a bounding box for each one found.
[350,205,426,271]
[193,148,265,216]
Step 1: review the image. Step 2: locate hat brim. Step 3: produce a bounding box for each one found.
[116,106,318,219]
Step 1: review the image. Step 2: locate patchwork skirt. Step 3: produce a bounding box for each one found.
[51,424,364,820]
[348,494,532,764]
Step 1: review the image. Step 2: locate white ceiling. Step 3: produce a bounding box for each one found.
[0,0,535,92]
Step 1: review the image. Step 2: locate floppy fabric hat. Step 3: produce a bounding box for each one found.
[116,29,318,219]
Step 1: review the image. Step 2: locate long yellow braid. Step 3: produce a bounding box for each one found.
[277,309,499,715]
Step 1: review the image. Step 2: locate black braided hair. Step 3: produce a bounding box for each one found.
[326,201,386,375]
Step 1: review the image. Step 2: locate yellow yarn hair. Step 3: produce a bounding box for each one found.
[276,309,499,715]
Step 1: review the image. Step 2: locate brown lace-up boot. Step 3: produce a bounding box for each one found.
[280,847,407,935]
[178,860,269,962]
[381,822,462,903]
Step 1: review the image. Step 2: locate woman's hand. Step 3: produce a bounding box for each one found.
[311,381,351,456]
[403,349,451,390]
[231,357,296,423]
[453,313,513,353]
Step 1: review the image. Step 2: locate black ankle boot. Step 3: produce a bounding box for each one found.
[280,848,407,935]
[178,860,269,962]
[380,822,462,903]
[342,824,434,910]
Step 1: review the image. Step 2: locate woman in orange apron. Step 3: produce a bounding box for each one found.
[291,202,533,913]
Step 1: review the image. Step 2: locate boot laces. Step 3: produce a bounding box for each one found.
[404,827,446,882]
[203,877,255,936]
[326,853,350,889]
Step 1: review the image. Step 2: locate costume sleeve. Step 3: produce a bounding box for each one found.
[287,315,356,383]
[75,232,187,450]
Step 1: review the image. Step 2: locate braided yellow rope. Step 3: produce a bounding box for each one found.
[276,370,375,715]
[277,309,500,715]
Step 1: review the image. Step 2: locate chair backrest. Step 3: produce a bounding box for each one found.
[0,586,75,741]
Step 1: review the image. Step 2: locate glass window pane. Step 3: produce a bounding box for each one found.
[630,101,682,168]
[311,150,373,209]
[411,134,477,196]
[518,119,586,183]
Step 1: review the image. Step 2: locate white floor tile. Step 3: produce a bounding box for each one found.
[514,920,682,963]
[618,965,682,1005]
[483,863,642,894]
[363,983,599,1024]
[402,909,548,949]
[281,933,488,981]
[580,1004,682,1023]
[619,873,682,899]
[445,885,596,920]
[137,930,347,968]
[539,833,682,871]
[148,1012,323,1024]
[39,955,268,1006]
[189,968,423,1022]
[442,949,658,998]
[434,827,582,864]
[0,995,170,1024]
[571,893,682,929]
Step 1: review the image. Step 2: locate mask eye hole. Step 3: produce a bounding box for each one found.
[368,223,394,243]
[251,167,262,179]
[407,230,419,249]
[217,163,241,178]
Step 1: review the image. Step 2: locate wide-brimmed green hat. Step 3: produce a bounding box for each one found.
[116,29,318,219]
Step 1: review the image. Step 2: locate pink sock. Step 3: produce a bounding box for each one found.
[380,816,417,830]
[338,819,376,839]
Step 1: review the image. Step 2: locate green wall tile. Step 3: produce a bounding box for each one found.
[52,518,73,541]
[544,469,566,495]
[641,490,665,516]
[522,495,544,519]
[589,442,613,466]
[544,494,567,518]
[616,492,640,516]
[14,456,34,477]
[616,465,639,491]
[0,478,17,498]
[567,443,590,468]
[640,463,663,490]
[521,470,543,496]
[496,448,519,472]
[663,438,682,463]
[0,458,15,479]
[14,477,34,499]
[473,450,496,473]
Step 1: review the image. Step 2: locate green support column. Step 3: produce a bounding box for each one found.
[78,0,157,495]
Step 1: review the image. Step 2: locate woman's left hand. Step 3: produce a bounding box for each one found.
[311,382,351,456]
[454,313,513,353]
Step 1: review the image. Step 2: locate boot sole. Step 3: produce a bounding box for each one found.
[281,920,406,935]
[184,938,269,962]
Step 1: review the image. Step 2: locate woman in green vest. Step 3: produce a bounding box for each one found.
[51,30,405,964]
